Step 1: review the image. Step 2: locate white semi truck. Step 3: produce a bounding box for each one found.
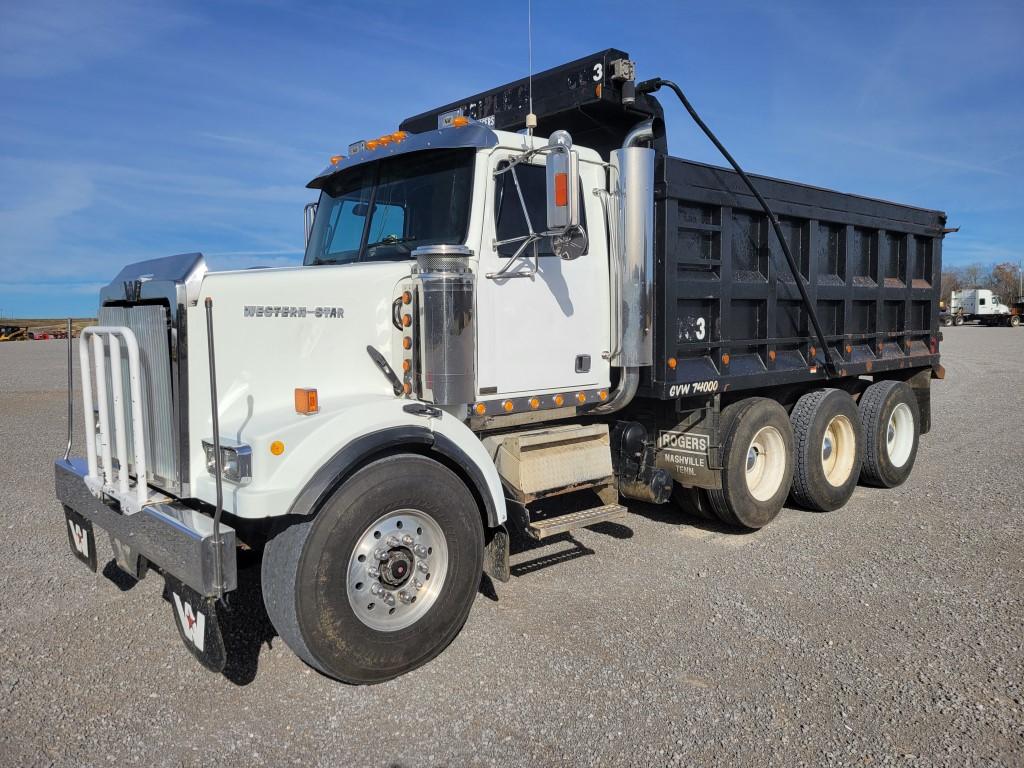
[55,50,947,682]
[944,288,1019,327]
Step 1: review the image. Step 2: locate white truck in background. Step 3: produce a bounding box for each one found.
[944,289,1019,327]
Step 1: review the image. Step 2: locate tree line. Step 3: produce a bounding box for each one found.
[940,262,1023,306]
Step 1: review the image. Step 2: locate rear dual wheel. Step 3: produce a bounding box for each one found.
[706,398,795,530]
[858,380,920,488]
[789,389,863,512]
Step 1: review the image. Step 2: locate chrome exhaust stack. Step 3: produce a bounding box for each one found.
[594,119,655,414]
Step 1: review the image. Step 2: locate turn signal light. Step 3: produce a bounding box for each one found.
[502,400,514,412]
[598,389,608,401]
[554,172,568,207]
[529,397,540,409]
[270,440,285,456]
[295,388,319,415]
[474,402,486,415]
[576,392,586,404]
[553,394,565,407]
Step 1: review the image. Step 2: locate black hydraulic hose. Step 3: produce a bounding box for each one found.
[637,78,838,376]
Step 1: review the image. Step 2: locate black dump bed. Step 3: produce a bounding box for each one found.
[646,157,947,399]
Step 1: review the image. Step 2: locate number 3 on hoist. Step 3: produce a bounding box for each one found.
[592,63,603,82]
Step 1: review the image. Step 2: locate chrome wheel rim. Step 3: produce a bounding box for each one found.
[821,414,856,487]
[347,508,448,632]
[886,403,914,468]
[745,426,787,502]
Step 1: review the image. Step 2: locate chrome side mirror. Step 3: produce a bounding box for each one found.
[303,202,318,247]
[545,130,580,231]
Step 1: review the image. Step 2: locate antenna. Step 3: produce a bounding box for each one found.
[525,0,537,137]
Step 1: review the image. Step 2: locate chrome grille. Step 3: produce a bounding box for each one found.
[98,305,178,490]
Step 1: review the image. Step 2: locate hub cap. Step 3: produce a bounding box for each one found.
[745,426,787,502]
[347,509,448,632]
[886,403,914,468]
[821,414,856,487]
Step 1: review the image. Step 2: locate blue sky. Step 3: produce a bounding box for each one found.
[1,0,1021,317]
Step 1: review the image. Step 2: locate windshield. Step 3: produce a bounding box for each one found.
[304,148,475,265]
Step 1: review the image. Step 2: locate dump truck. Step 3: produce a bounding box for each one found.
[55,49,947,683]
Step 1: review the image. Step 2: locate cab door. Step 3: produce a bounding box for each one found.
[475,149,609,397]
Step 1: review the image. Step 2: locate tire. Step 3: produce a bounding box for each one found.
[789,389,864,512]
[670,483,716,521]
[858,380,920,488]
[707,398,794,530]
[1009,315,1020,328]
[261,454,484,684]
[941,316,952,327]
[954,316,964,326]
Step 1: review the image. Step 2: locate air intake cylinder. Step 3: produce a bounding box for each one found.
[412,245,476,405]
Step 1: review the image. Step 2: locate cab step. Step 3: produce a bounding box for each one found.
[526,503,627,540]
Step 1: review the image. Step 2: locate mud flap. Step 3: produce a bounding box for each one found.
[483,525,510,583]
[165,575,227,673]
[63,506,97,572]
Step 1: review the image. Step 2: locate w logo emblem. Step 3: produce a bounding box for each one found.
[67,520,89,558]
[172,593,206,652]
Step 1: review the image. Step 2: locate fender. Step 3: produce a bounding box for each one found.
[286,419,506,528]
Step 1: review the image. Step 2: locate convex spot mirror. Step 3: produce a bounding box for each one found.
[546,130,580,232]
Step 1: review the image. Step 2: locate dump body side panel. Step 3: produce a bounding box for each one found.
[645,157,947,400]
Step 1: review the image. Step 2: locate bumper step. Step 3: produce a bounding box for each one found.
[527,503,627,540]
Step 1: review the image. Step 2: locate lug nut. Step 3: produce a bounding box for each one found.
[417,561,429,573]
[370,583,383,596]
[375,549,388,561]
[398,590,413,604]
[402,534,414,546]
[386,535,400,547]
[366,567,379,578]
[414,579,424,591]
[383,593,395,606]
[413,544,429,558]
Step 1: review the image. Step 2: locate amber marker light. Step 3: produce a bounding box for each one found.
[329,155,343,165]
[576,392,587,404]
[402,360,411,373]
[809,346,817,358]
[402,337,412,350]
[845,344,853,354]
[294,387,319,415]
[667,357,677,369]
[598,389,608,401]
[366,139,381,150]
[401,315,412,327]
[502,400,514,412]
[270,440,285,456]
[403,382,412,395]
[553,394,565,407]
[473,402,486,416]
[451,115,470,127]
[529,397,540,409]
[768,350,777,362]
[391,131,407,142]
[402,291,412,305]
[722,354,731,366]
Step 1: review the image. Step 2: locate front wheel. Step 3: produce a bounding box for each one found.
[262,454,484,684]
[1009,315,1020,327]
[954,316,965,326]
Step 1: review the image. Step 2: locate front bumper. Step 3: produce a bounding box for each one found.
[55,458,237,595]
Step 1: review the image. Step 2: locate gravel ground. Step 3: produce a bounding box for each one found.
[1,330,1022,767]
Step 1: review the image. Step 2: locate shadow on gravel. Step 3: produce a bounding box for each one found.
[217,550,278,686]
[101,559,141,592]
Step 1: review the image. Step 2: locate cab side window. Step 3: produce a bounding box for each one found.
[493,162,587,258]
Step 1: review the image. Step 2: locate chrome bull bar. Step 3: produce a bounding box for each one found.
[79,325,152,514]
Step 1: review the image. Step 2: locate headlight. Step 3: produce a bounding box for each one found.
[202,439,252,485]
